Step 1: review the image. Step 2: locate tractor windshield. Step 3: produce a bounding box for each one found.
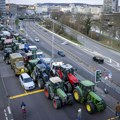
[15,61,24,67]
[54,83,61,88]
[67,68,74,74]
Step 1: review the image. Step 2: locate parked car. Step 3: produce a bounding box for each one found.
[93,55,104,64]
[58,51,65,57]
[35,37,39,42]
[19,73,35,90]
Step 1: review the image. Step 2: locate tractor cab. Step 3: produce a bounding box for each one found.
[80,80,95,92]
[51,62,64,70]
[50,61,64,77]
[38,58,52,72]
[60,64,79,85]
[3,39,13,49]
[35,64,48,75]
[80,80,95,98]
[50,77,63,89]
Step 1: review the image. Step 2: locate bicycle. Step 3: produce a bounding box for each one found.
[21,108,27,119]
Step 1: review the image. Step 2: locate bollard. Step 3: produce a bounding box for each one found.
[77,108,82,120]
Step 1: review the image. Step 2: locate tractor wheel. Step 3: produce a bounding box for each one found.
[53,97,61,109]
[64,82,72,93]
[44,86,50,99]
[67,93,74,105]
[85,101,95,114]
[38,79,44,89]
[73,88,82,102]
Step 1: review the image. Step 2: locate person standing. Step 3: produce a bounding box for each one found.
[115,102,120,118]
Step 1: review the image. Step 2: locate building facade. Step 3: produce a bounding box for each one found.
[103,0,119,13]
[0,0,6,16]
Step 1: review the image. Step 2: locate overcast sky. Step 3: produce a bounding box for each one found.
[5,0,107,5]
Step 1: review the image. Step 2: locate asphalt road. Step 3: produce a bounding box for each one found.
[53,19,120,64]
[0,60,114,120]
[26,22,120,87]
[0,20,116,120]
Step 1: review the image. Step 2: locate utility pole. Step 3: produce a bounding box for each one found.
[52,20,54,60]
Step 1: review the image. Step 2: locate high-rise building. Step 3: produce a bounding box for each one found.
[103,0,119,13]
[0,0,6,16]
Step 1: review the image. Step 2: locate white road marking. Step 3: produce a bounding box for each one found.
[7,106,12,114]
[4,109,8,120]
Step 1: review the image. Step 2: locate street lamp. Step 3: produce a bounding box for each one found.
[51,17,57,60]
[52,20,54,60]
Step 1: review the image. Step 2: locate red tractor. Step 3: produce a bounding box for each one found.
[51,62,79,93]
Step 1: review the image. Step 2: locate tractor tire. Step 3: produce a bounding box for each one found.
[64,82,72,93]
[85,101,95,114]
[53,97,61,109]
[73,88,82,103]
[67,93,74,105]
[38,79,44,89]
[44,86,50,99]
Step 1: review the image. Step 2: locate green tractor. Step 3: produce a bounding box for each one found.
[73,80,106,114]
[44,76,74,109]
[26,59,39,75]
[31,63,49,89]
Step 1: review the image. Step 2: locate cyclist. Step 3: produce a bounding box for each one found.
[21,102,26,119]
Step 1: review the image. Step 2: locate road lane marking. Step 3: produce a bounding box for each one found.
[7,106,12,114]
[9,89,44,100]
[107,116,119,120]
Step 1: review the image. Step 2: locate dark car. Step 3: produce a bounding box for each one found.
[58,51,65,57]
[93,56,104,64]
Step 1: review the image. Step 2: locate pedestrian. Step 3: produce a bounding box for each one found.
[115,102,120,118]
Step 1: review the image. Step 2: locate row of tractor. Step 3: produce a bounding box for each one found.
[0,25,106,114]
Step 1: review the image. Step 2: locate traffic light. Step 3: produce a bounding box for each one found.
[95,70,102,83]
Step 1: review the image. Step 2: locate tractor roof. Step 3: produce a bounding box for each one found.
[61,64,72,69]
[81,80,95,87]
[41,58,52,64]
[29,46,37,49]
[36,63,46,69]
[52,62,64,67]
[29,59,39,64]
[50,77,62,84]
[4,39,12,44]
[10,53,23,59]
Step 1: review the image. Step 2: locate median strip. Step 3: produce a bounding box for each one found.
[9,89,44,100]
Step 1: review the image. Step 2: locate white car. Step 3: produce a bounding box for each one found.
[35,37,39,42]
[19,73,35,90]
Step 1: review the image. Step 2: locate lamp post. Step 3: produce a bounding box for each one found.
[52,20,54,60]
[51,17,57,60]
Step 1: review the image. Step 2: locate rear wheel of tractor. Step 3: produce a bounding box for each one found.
[38,79,44,89]
[44,86,50,99]
[64,82,72,93]
[73,88,82,102]
[67,93,74,105]
[53,97,61,109]
[85,101,95,114]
